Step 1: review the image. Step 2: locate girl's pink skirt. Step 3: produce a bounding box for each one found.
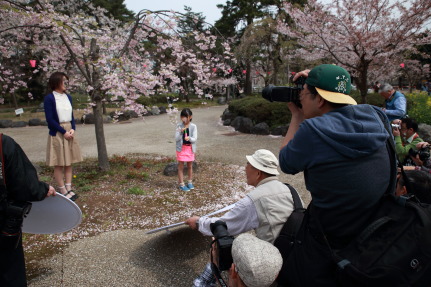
[176,145,195,162]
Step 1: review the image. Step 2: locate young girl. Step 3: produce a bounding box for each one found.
[175,108,197,191]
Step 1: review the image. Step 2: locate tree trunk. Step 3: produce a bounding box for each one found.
[93,98,110,171]
[245,61,252,95]
[12,94,18,109]
[90,38,110,171]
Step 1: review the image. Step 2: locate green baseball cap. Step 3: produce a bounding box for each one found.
[305,64,357,105]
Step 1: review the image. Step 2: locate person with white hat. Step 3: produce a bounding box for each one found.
[228,233,283,287]
[185,149,295,287]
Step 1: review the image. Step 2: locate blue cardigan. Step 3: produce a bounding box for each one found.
[44,93,76,136]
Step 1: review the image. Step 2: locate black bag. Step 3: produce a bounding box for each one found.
[320,115,431,286]
[274,183,305,286]
[329,195,431,286]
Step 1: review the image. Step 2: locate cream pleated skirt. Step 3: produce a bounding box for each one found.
[46,122,83,166]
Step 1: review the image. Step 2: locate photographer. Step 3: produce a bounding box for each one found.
[0,134,56,286]
[392,118,424,165]
[403,141,431,173]
[211,233,282,287]
[185,149,294,287]
[278,64,393,286]
[378,83,407,122]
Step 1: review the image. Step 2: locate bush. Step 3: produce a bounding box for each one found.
[228,96,291,128]
[405,91,431,125]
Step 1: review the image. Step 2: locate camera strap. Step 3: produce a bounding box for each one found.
[210,238,228,287]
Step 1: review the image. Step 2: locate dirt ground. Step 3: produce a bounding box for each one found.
[3,105,308,287]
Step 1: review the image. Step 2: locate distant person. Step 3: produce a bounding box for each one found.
[392,118,423,164]
[44,72,83,201]
[373,81,380,93]
[175,108,197,191]
[378,83,407,121]
[226,233,283,287]
[0,134,56,286]
[396,170,431,204]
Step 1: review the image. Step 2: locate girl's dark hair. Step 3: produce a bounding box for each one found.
[180,108,193,121]
[48,72,68,92]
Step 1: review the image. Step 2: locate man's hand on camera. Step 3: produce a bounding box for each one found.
[392,127,400,137]
[293,69,311,82]
[185,216,200,230]
[417,142,430,149]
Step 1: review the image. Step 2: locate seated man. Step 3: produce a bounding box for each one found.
[227,233,283,287]
[393,118,424,164]
[396,170,431,204]
[185,149,294,287]
[378,83,406,121]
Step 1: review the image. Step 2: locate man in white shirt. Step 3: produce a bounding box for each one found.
[185,149,295,287]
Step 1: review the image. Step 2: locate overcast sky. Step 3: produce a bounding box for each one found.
[124,1,226,24]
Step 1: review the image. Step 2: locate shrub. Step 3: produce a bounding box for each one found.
[405,91,431,125]
[228,96,291,128]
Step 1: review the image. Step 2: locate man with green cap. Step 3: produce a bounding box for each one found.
[278,64,394,286]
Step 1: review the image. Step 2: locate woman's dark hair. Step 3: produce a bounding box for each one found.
[48,72,68,92]
[180,108,193,121]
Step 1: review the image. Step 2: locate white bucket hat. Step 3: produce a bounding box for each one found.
[246,149,279,175]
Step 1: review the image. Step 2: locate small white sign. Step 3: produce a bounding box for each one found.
[15,108,24,115]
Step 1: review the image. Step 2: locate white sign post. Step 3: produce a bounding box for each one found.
[15,108,24,117]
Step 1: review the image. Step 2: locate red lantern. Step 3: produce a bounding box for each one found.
[212,68,217,72]
[29,60,36,68]
[291,72,296,75]
[242,70,247,74]
[228,68,233,73]
[267,71,271,75]
[256,71,260,75]
[400,63,405,68]
[143,64,147,68]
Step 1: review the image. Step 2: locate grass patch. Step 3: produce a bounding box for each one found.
[127,186,149,195]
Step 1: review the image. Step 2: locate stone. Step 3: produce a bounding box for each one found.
[223,119,231,126]
[125,110,139,119]
[28,118,42,126]
[418,123,431,142]
[221,109,236,121]
[0,120,12,128]
[251,122,270,135]
[11,121,27,128]
[143,110,153,117]
[231,116,253,134]
[81,113,95,124]
[151,107,160,115]
[163,162,198,176]
[271,125,289,137]
[103,116,112,123]
[217,97,227,105]
[159,106,167,114]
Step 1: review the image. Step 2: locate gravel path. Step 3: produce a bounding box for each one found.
[4,105,307,287]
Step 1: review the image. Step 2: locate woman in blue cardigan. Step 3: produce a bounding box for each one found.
[44,72,83,201]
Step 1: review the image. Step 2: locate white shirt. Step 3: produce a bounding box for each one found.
[53,91,72,123]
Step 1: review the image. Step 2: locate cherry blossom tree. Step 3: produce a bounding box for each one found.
[0,0,234,170]
[279,0,431,103]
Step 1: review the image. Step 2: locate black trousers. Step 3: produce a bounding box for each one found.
[0,237,27,287]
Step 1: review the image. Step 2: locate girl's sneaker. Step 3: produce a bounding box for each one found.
[187,182,195,190]
[179,185,190,191]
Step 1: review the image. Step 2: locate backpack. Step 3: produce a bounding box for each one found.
[319,114,431,286]
[274,183,305,286]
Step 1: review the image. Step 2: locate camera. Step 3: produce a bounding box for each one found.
[0,201,32,249]
[391,124,401,129]
[210,220,235,271]
[261,76,306,108]
[408,146,431,162]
